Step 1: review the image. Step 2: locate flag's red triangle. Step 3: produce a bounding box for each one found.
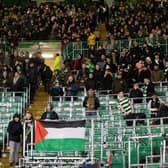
[35,120,48,144]
[108,156,112,165]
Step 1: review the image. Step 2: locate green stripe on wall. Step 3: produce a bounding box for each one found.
[35,138,86,151]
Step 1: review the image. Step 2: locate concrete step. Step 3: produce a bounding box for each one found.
[98,23,107,41]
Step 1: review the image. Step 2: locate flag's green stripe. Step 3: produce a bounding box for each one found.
[35,139,85,151]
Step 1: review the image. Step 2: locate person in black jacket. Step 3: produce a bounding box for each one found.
[83,88,100,117]
[129,82,143,103]
[41,103,59,120]
[85,73,97,91]
[41,64,52,93]
[7,113,22,166]
[142,78,155,98]
[11,71,25,92]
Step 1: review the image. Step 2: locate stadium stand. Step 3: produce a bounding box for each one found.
[0,0,168,168]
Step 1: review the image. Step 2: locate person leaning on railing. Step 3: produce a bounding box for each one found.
[117,90,146,126]
[117,90,134,116]
[83,88,100,117]
[41,103,59,120]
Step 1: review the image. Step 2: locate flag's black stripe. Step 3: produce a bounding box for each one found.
[39,120,86,128]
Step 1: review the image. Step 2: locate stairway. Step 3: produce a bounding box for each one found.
[98,22,107,42]
[29,84,50,120]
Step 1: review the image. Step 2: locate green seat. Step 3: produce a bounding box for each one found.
[151,127,161,134]
[136,127,148,135]
[108,128,118,135]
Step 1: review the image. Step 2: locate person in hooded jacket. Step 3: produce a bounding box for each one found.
[7,113,22,166]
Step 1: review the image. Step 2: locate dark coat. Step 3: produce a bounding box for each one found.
[129,88,143,103]
[41,111,59,120]
[85,79,97,91]
[145,82,155,97]
[66,82,79,96]
[50,86,64,97]
[11,76,25,92]
[102,74,113,90]
[41,65,52,82]
[7,120,22,142]
[132,69,151,83]
[112,78,127,94]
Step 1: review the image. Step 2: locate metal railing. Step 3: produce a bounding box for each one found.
[0,87,30,153]
[21,118,168,167]
[62,36,168,60]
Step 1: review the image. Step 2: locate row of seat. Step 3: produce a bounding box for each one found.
[24,84,168,167]
[0,88,29,152]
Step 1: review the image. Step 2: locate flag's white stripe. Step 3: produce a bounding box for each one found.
[45,127,85,139]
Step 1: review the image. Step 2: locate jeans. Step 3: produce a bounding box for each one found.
[9,140,20,163]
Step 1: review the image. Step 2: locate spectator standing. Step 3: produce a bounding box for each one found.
[0,70,12,88]
[87,32,96,46]
[94,64,103,89]
[11,71,25,92]
[65,75,79,97]
[129,82,143,104]
[7,114,22,166]
[149,94,160,118]
[151,65,164,83]
[112,72,127,94]
[50,81,64,101]
[54,53,62,70]
[142,78,155,98]
[72,54,83,72]
[77,63,88,86]
[152,54,164,70]
[102,68,113,93]
[27,61,38,103]
[23,111,34,152]
[41,64,52,92]
[117,91,133,116]
[85,73,97,91]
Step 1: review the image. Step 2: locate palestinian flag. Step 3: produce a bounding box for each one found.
[35,120,86,151]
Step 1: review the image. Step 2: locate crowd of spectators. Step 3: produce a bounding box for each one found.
[106,1,168,40]
[0,0,168,102]
[0,1,168,48]
[0,50,46,103]
[0,2,98,48]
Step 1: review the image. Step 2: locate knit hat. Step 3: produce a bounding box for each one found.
[13,113,21,119]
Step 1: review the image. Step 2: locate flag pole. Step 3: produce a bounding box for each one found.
[100,121,103,161]
[23,122,26,157]
[91,119,94,163]
[30,121,34,157]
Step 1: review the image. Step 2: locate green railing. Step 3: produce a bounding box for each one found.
[62,36,168,60]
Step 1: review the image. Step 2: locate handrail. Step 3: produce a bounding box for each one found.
[62,36,168,60]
